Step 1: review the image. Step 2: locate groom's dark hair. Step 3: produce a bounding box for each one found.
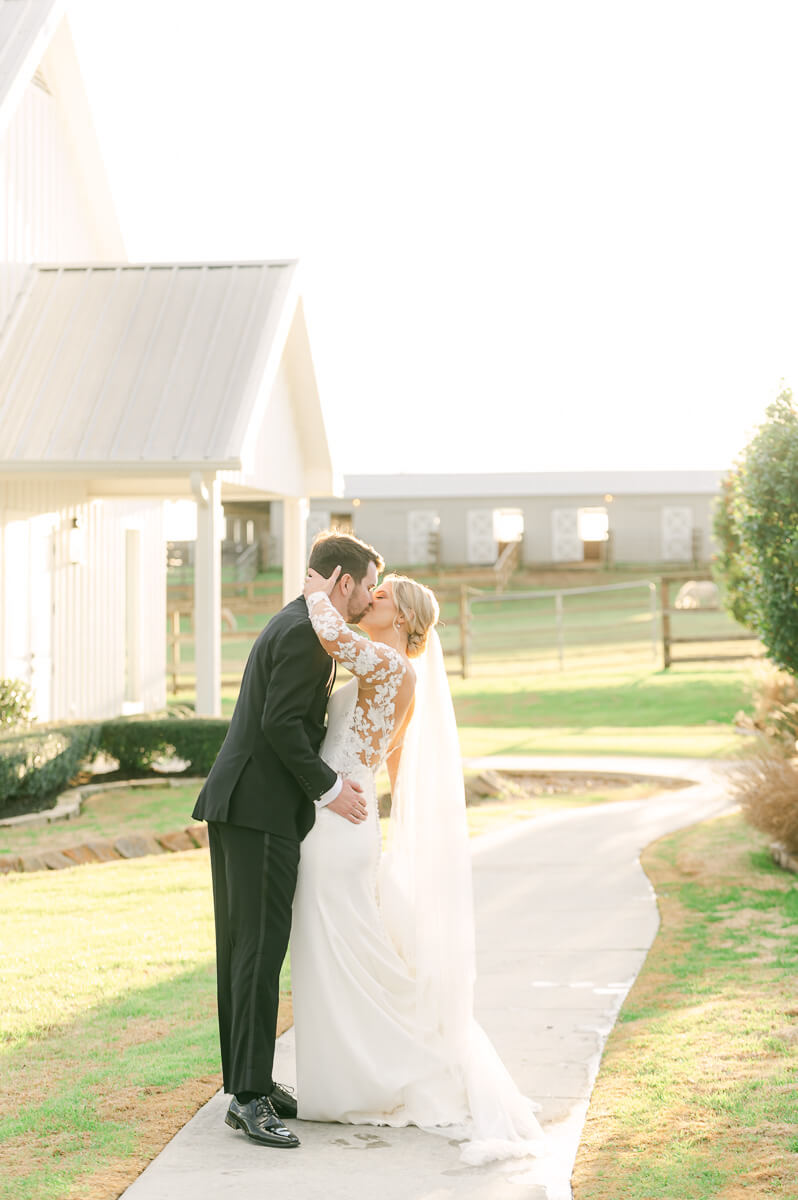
[309,530,384,582]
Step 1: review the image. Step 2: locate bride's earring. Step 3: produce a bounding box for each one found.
[393,617,403,633]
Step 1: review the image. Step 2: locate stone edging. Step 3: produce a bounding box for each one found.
[770,841,798,874]
[0,775,206,829]
[0,776,207,876]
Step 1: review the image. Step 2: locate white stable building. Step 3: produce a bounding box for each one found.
[0,2,336,721]
[269,470,724,568]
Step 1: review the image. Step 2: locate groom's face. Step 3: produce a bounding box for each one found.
[344,561,379,623]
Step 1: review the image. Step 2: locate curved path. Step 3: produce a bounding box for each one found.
[122,756,734,1200]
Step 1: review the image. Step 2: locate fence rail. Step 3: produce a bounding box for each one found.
[166,574,763,693]
[659,576,764,668]
[460,580,660,675]
[166,591,468,693]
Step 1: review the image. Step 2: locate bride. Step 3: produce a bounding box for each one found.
[290,565,544,1165]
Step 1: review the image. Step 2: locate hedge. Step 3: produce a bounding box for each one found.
[0,723,101,815]
[98,717,229,777]
[0,678,33,731]
[0,716,229,815]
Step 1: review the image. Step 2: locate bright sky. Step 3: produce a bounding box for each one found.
[67,0,798,477]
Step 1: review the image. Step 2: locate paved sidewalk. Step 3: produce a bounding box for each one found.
[121,756,734,1200]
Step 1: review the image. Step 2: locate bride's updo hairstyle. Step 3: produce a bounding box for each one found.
[386,574,440,659]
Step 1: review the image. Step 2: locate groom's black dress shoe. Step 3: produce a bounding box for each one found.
[269,1081,298,1119]
[225,1095,300,1148]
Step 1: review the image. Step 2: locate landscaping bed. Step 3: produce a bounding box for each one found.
[0,771,687,872]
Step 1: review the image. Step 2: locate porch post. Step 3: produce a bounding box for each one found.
[282,496,309,607]
[193,471,222,716]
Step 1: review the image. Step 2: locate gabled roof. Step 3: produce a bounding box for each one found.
[0,0,64,136]
[0,261,336,496]
[0,4,123,257]
[343,471,724,499]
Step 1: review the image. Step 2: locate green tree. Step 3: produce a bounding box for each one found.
[712,466,754,628]
[715,389,798,674]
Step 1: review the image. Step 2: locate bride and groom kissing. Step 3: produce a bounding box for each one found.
[192,531,543,1165]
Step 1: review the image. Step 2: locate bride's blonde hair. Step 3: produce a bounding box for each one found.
[385,574,440,659]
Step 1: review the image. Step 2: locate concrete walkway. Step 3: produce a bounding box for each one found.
[121,756,734,1200]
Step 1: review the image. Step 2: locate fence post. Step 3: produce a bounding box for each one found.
[555,592,565,670]
[649,582,658,662]
[660,578,671,669]
[170,609,182,694]
[460,586,471,679]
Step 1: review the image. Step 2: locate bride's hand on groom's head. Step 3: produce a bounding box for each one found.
[304,565,341,600]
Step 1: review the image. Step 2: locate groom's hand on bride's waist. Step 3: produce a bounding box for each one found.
[326,779,368,824]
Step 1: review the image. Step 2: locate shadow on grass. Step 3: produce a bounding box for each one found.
[0,961,234,1200]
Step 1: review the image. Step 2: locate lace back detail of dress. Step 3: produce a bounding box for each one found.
[307,592,407,774]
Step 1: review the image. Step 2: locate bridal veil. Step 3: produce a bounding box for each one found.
[378,630,544,1164]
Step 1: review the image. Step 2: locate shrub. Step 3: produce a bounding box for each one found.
[0,723,101,816]
[729,746,798,854]
[735,662,798,752]
[713,390,798,674]
[0,678,33,731]
[98,717,228,776]
[712,468,755,629]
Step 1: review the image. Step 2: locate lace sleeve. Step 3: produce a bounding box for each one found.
[306,592,409,769]
[305,592,406,686]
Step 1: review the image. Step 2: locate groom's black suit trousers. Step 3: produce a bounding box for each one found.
[207,821,300,1096]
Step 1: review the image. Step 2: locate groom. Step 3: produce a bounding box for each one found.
[193,531,384,1148]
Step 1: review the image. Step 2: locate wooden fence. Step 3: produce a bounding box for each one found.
[659,575,763,668]
[166,575,763,693]
[167,586,469,693]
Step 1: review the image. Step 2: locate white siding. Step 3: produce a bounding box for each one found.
[242,352,306,496]
[0,479,165,719]
[0,76,105,329]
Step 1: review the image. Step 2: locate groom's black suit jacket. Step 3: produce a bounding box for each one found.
[192,596,337,841]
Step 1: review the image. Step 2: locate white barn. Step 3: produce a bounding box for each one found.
[270,470,723,569]
[0,2,336,721]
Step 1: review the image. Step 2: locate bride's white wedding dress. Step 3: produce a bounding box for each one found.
[290,593,544,1164]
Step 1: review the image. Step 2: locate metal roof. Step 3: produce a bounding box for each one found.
[0,261,314,473]
[343,471,725,499]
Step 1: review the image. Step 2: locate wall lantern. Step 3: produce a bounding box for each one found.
[68,516,86,565]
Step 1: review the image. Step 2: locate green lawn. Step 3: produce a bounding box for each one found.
[0,783,200,858]
[206,661,754,757]
[451,662,750,758]
[0,852,222,1200]
[573,812,798,1199]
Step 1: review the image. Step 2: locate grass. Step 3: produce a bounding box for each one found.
[0,782,200,857]
[1,853,218,1200]
[0,850,294,1200]
[204,660,754,756]
[450,662,750,759]
[572,812,798,1200]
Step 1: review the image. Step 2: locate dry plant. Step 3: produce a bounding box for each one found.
[729,742,798,853]
[735,661,798,751]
